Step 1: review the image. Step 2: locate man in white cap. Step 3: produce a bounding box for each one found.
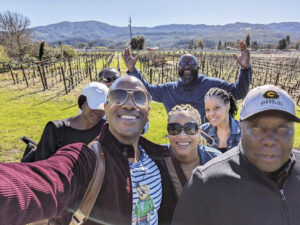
[172,84,300,225]
[22,82,109,162]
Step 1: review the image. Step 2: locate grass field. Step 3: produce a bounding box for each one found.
[0,69,299,162]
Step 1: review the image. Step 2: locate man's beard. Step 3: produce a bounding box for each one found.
[179,70,198,87]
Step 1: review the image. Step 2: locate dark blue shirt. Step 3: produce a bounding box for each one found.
[128,67,252,122]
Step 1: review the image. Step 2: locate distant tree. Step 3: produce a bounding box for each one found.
[57,45,78,59]
[129,35,145,50]
[285,35,290,46]
[188,40,194,49]
[251,41,259,50]
[137,35,145,50]
[38,41,45,61]
[77,42,86,49]
[87,40,96,48]
[245,34,250,47]
[217,41,222,50]
[0,11,32,61]
[277,38,287,50]
[195,38,205,49]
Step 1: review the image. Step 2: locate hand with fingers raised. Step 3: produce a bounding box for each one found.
[232,41,250,69]
[123,47,141,73]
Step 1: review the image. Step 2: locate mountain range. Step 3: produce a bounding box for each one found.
[32,21,300,48]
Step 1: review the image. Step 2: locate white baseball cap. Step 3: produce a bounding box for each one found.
[240,84,300,122]
[81,82,108,110]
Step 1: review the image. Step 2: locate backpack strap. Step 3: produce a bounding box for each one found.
[164,150,188,199]
[164,157,182,199]
[69,141,105,225]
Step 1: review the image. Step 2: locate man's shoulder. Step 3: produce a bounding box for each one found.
[195,147,241,178]
[57,142,96,157]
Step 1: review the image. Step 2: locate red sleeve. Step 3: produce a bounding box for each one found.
[0,142,96,225]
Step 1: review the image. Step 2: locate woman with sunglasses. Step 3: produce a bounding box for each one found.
[164,104,220,212]
[200,88,240,153]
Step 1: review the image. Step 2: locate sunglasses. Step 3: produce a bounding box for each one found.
[167,122,199,136]
[102,76,118,83]
[179,61,198,67]
[107,89,151,106]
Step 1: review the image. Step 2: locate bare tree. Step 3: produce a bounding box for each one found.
[0,11,32,60]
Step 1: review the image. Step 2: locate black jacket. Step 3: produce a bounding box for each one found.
[172,145,300,225]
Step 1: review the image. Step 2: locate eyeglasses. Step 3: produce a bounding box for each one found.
[107,89,151,106]
[167,122,199,136]
[101,76,118,83]
[179,61,198,67]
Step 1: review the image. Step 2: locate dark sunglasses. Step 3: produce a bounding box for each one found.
[167,122,199,136]
[102,76,118,83]
[179,61,198,67]
[107,89,151,106]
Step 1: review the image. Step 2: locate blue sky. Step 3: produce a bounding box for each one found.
[1,0,300,28]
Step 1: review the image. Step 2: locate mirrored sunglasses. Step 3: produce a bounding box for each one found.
[107,89,151,106]
[167,122,199,136]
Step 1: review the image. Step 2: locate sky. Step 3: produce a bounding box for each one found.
[1,0,300,28]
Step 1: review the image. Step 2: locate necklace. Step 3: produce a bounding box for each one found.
[133,145,148,189]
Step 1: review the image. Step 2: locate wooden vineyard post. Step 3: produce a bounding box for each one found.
[37,65,46,91]
[89,67,92,81]
[201,54,206,74]
[8,64,16,84]
[150,68,153,84]
[20,64,29,87]
[61,67,68,94]
[94,59,98,77]
[117,56,120,72]
[42,64,48,90]
[68,59,74,89]
[275,72,280,86]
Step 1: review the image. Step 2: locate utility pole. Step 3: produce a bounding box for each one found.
[128,16,133,40]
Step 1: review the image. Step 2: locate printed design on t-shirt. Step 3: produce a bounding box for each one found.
[133,184,155,225]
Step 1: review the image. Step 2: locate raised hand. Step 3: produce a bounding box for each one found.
[123,48,140,73]
[232,41,250,69]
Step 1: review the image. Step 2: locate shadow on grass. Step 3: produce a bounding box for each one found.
[32,90,65,106]
[32,90,76,111]
[8,88,46,101]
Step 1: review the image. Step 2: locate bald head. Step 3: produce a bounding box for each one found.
[178,54,199,66]
[110,76,147,92]
[178,54,199,86]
